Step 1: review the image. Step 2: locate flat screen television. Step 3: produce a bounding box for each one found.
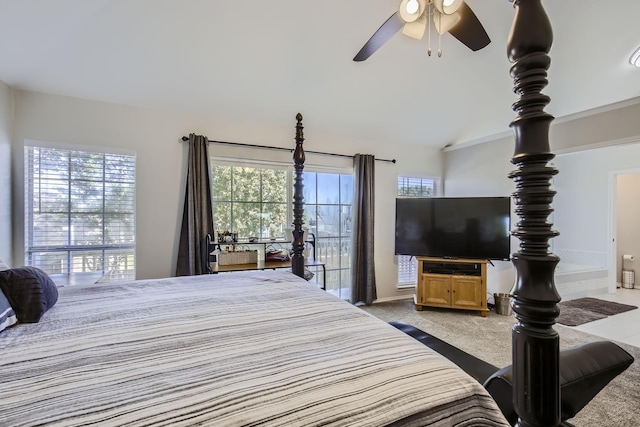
[394,197,511,261]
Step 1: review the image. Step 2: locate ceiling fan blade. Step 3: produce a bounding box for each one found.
[353,12,404,62]
[447,2,490,51]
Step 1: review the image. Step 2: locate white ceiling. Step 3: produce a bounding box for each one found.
[1,0,639,149]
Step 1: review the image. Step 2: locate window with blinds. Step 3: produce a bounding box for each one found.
[397,176,439,287]
[24,145,136,282]
[397,176,436,197]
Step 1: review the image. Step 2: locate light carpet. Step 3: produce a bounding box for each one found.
[360,299,640,427]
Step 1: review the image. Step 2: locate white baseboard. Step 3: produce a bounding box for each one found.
[373,294,414,304]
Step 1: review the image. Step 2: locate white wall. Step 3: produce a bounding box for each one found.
[442,135,517,296]
[552,150,619,268]
[444,99,640,299]
[554,144,640,259]
[10,90,442,299]
[553,144,640,291]
[0,81,12,267]
[374,142,443,300]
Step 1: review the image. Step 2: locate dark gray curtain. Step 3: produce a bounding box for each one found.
[351,154,376,305]
[176,134,214,276]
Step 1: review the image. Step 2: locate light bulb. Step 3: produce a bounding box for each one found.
[406,0,419,14]
[631,47,640,68]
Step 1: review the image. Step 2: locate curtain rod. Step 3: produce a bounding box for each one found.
[180,136,396,164]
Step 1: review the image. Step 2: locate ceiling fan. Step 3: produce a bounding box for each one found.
[353,0,490,61]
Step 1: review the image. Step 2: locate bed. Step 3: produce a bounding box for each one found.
[0,270,509,426]
[0,2,591,426]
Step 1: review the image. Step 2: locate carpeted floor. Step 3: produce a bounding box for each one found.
[359,299,640,427]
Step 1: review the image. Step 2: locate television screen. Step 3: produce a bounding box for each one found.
[394,197,511,260]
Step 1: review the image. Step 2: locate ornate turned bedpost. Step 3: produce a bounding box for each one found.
[507,1,561,426]
[291,113,306,279]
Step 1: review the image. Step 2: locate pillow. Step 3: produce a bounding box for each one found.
[0,267,58,323]
[0,289,18,332]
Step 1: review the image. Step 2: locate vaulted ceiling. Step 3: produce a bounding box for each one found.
[1,0,639,149]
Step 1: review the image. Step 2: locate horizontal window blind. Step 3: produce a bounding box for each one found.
[397,176,437,197]
[397,176,439,286]
[25,145,136,281]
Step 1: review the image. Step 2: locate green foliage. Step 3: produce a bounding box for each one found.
[212,165,288,239]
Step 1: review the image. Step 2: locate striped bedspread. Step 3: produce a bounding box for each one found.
[0,270,509,426]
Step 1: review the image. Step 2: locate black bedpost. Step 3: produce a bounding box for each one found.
[291,113,306,279]
[507,1,561,426]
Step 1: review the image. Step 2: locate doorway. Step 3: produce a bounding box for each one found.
[608,170,640,293]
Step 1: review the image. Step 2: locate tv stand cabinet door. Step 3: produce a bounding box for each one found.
[450,276,482,310]
[419,275,451,307]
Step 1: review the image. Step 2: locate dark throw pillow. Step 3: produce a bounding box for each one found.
[0,267,58,323]
[0,289,18,332]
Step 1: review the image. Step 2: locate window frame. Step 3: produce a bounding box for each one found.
[209,157,354,296]
[24,141,136,283]
[210,158,293,239]
[301,168,354,300]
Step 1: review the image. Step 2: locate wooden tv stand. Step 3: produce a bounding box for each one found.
[415,257,488,317]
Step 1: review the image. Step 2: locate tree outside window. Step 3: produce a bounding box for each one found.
[211,165,289,239]
[210,161,353,295]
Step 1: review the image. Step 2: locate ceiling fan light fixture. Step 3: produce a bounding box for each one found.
[406,0,419,14]
[630,47,640,68]
[402,13,428,39]
[433,10,461,35]
[352,0,489,61]
[399,0,426,23]
[433,0,463,15]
